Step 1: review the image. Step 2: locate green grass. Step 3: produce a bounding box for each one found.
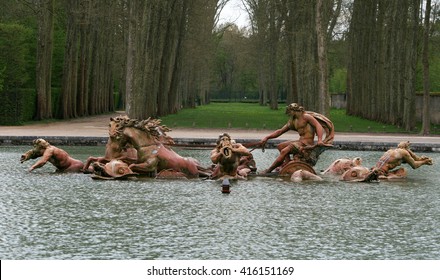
[330,109,406,133]
[161,103,286,130]
[160,103,438,134]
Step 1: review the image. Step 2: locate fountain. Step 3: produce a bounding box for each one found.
[1,146,439,259]
[1,105,437,260]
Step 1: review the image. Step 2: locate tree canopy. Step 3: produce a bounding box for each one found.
[0,0,439,132]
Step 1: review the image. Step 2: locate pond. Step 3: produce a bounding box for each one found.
[0,146,439,260]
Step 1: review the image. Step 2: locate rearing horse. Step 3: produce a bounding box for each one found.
[110,117,210,178]
[82,116,138,172]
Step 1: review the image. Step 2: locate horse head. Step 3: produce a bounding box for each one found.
[20,138,49,163]
[121,117,173,146]
[109,116,130,139]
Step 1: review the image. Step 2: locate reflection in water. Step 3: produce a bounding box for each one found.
[0,146,439,259]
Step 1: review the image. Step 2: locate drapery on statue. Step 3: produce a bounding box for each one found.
[20,138,86,172]
[210,133,256,179]
[258,103,334,175]
[101,116,210,179]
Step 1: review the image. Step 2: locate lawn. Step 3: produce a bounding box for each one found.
[160,102,425,133]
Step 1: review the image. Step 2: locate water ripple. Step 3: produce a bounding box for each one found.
[0,147,439,259]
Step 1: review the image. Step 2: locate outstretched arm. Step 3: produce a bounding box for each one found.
[232,143,252,156]
[402,150,433,169]
[406,148,431,163]
[29,149,53,171]
[260,124,290,146]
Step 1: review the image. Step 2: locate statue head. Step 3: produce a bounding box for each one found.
[397,141,411,149]
[33,138,50,149]
[341,166,378,182]
[216,133,233,159]
[353,157,362,166]
[285,103,304,114]
[20,138,50,163]
[216,133,232,147]
[109,116,129,139]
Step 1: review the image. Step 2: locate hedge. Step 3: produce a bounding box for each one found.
[0,88,36,125]
[1,88,121,125]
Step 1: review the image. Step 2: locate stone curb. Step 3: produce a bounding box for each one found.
[1,136,439,152]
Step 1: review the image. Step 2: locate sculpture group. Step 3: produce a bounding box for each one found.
[20,103,433,183]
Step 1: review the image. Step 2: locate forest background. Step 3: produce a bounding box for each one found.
[0,0,439,134]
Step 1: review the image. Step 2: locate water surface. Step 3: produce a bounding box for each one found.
[1,146,439,259]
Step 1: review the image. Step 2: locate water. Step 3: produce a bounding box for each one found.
[0,146,439,260]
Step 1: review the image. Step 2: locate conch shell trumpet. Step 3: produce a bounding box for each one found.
[220,146,232,159]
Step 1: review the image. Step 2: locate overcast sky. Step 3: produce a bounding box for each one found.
[218,0,250,27]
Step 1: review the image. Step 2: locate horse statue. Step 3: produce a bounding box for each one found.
[82,116,138,172]
[109,116,211,178]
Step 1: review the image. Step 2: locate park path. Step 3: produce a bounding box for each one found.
[1,113,439,147]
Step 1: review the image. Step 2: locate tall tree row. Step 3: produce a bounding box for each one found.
[126,0,183,118]
[35,0,54,120]
[179,0,219,108]
[245,0,339,113]
[347,0,421,130]
[1,0,438,131]
[246,0,281,109]
[60,0,116,119]
[421,0,432,135]
[125,0,219,119]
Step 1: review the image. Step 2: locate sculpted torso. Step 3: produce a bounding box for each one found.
[376,149,405,172]
[21,139,84,172]
[45,147,74,169]
[288,114,316,146]
[375,144,433,174]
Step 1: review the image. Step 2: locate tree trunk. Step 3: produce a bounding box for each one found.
[77,0,91,117]
[316,0,330,115]
[35,0,54,120]
[125,0,136,116]
[60,0,79,119]
[268,0,279,110]
[348,0,421,131]
[421,0,431,135]
[402,0,419,131]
